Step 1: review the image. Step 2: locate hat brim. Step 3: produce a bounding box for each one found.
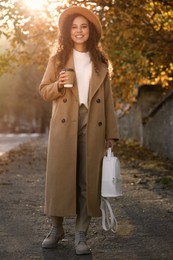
[58,6,102,38]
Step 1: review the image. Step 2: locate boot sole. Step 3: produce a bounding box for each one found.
[75,249,91,255]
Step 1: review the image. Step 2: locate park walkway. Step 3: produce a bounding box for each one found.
[0,135,173,259]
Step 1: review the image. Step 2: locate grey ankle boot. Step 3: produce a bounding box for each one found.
[75,231,91,255]
[42,226,64,249]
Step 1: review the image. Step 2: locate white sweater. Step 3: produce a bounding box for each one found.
[73,49,92,108]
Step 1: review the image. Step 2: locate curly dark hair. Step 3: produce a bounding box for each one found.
[54,13,109,73]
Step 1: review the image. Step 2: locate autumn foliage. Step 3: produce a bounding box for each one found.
[0,0,173,105]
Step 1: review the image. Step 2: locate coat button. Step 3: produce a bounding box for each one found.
[63,98,67,103]
[98,122,102,126]
[96,98,101,103]
[61,118,66,123]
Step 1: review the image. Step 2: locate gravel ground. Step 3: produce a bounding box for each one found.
[0,135,173,260]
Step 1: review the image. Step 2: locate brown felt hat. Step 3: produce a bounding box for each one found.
[58,6,102,38]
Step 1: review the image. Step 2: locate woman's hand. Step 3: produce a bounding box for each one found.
[106,139,116,149]
[58,70,68,89]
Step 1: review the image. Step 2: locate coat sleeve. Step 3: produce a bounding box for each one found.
[104,73,119,141]
[39,56,65,102]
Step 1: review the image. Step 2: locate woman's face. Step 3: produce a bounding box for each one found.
[70,16,89,51]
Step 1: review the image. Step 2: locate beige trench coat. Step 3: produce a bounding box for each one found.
[39,53,119,217]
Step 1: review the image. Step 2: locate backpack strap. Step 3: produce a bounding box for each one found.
[100,197,118,233]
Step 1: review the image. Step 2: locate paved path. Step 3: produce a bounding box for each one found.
[0,135,173,259]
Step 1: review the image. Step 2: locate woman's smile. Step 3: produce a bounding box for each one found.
[75,35,84,38]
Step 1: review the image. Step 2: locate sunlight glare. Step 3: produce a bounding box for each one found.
[22,0,47,10]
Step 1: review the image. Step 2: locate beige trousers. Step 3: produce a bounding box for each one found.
[51,105,91,233]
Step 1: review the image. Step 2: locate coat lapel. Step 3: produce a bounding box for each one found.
[89,63,108,105]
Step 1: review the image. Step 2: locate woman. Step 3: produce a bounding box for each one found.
[39,6,119,255]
